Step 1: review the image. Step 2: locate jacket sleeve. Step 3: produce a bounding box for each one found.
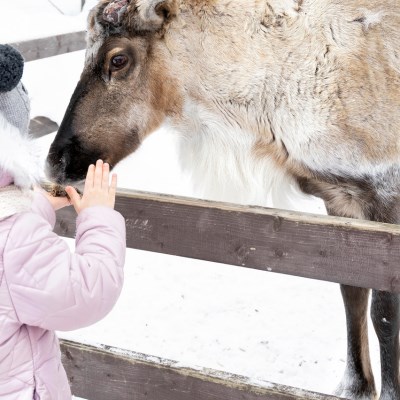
[30,190,56,229]
[3,205,126,331]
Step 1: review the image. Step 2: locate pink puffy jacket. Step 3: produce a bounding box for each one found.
[0,191,126,399]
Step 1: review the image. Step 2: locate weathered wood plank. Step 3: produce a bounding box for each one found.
[55,188,400,293]
[10,31,86,62]
[29,116,59,138]
[60,340,344,400]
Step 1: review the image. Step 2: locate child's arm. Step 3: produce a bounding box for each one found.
[3,161,126,331]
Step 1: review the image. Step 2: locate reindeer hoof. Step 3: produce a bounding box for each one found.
[335,378,377,400]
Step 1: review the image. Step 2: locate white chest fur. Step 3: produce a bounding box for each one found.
[170,101,325,214]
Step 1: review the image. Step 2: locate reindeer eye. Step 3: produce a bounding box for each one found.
[110,55,128,71]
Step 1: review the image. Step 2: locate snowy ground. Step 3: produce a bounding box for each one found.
[3,1,383,397]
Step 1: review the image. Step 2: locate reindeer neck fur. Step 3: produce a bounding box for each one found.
[161,0,400,213]
[160,0,306,208]
[171,99,323,211]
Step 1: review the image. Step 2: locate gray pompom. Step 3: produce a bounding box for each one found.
[0,45,24,92]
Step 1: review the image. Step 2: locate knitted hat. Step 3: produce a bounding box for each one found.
[0,45,41,189]
[0,44,30,134]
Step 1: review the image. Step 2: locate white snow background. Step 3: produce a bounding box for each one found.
[1,1,382,397]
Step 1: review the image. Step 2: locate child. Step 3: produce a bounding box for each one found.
[0,45,126,399]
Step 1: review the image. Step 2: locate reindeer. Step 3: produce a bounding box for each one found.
[46,0,400,398]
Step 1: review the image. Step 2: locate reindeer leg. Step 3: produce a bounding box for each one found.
[335,285,377,399]
[370,290,400,400]
[297,169,400,399]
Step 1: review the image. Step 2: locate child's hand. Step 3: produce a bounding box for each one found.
[65,160,117,214]
[34,186,71,211]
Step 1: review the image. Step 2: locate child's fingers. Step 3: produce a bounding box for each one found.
[84,164,95,191]
[102,163,110,189]
[94,159,104,188]
[65,186,81,210]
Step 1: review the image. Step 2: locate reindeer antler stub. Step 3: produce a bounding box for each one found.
[103,0,130,24]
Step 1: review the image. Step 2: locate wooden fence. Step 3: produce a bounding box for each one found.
[61,339,342,400]
[56,189,400,294]
[11,31,86,61]
[14,31,400,400]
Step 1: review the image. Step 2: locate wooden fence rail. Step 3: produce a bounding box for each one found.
[56,188,400,293]
[10,31,86,62]
[60,339,343,400]
[13,31,394,400]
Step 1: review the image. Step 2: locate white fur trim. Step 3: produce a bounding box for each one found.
[0,185,33,219]
[0,114,42,188]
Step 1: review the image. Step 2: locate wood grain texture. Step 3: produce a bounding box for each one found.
[55,188,400,293]
[60,340,344,400]
[10,31,86,62]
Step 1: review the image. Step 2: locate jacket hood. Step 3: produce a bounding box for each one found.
[0,113,42,188]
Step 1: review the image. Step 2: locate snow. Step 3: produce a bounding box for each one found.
[3,1,382,397]
[59,254,349,392]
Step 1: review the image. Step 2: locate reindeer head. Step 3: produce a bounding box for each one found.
[46,0,297,185]
[46,0,183,184]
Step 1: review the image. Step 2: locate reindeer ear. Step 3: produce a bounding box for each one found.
[132,0,178,32]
